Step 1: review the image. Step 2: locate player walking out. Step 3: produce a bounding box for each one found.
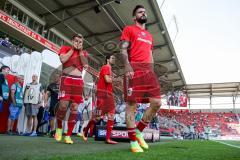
[55,34,88,144]
[82,55,118,144]
[120,5,162,152]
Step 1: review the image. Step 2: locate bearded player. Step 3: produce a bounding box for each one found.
[120,5,162,152]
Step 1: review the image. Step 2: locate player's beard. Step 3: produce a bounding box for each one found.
[136,15,147,24]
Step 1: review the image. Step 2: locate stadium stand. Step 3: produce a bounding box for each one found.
[158,109,240,139]
[0,32,33,56]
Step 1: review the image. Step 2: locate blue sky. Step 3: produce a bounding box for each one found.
[157,0,240,84]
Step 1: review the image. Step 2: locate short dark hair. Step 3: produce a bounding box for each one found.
[105,55,112,64]
[72,34,83,40]
[132,5,145,16]
[0,65,10,72]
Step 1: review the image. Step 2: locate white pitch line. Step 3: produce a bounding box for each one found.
[212,140,240,149]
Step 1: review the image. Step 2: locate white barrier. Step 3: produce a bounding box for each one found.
[1,49,94,133]
[42,49,61,68]
[2,56,11,68]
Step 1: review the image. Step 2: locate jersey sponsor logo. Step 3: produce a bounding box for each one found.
[136,37,152,45]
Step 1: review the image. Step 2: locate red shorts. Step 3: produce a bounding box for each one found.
[96,90,115,115]
[59,75,83,104]
[124,70,161,103]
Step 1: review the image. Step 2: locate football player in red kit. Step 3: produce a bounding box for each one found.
[120,5,162,152]
[55,34,88,144]
[82,55,118,144]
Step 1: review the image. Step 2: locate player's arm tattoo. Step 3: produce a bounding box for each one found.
[119,40,130,65]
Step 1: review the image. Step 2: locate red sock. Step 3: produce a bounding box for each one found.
[89,125,95,137]
[137,120,148,132]
[127,128,137,141]
[57,119,62,129]
[66,121,75,136]
[66,108,78,136]
[84,120,96,137]
[106,120,114,140]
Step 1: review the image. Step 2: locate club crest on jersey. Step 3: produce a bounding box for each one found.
[127,88,133,96]
[141,32,146,37]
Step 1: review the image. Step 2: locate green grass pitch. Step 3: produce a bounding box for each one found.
[0,135,239,160]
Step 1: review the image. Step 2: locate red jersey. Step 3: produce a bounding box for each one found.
[97,65,113,93]
[58,46,88,71]
[120,25,153,66]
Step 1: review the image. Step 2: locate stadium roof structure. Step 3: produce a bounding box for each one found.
[16,0,186,93]
[184,82,240,99]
